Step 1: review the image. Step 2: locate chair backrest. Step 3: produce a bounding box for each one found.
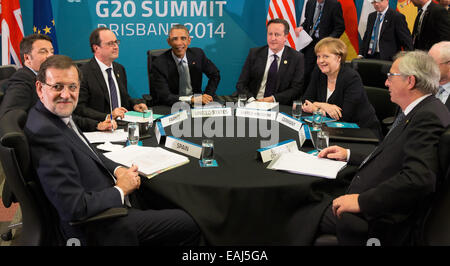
[0,110,63,245]
[420,127,450,245]
[73,59,90,69]
[0,65,17,93]
[351,59,392,89]
[364,86,397,123]
[147,49,168,105]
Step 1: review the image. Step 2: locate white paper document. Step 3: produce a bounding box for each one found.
[267,150,347,179]
[245,101,279,110]
[294,30,313,51]
[83,129,128,143]
[104,145,190,178]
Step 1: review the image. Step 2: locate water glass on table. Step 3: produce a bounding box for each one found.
[312,108,323,131]
[314,130,329,151]
[238,94,247,108]
[292,100,302,120]
[201,139,214,166]
[127,122,139,145]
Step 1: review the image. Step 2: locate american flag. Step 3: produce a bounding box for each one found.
[0,0,24,67]
[267,0,298,50]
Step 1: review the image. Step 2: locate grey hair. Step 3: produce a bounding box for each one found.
[394,50,440,95]
[169,24,190,36]
[430,41,450,63]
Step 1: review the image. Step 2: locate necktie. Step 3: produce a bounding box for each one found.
[68,119,131,207]
[368,13,382,55]
[310,4,323,36]
[359,112,405,168]
[106,68,119,111]
[178,59,193,96]
[264,54,278,98]
[436,86,447,104]
[413,8,424,45]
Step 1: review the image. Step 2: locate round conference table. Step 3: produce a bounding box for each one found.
[135,104,376,245]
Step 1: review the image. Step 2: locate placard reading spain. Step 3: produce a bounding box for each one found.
[95,0,227,39]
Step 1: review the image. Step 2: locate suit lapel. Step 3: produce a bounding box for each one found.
[166,52,179,93]
[90,58,111,106]
[360,96,434,168]
[380,9,392,37]
[276,47,290,92]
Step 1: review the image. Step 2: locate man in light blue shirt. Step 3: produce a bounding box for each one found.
[429,41,450,110]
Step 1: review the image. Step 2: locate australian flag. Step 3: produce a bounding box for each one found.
[33,0,59,54]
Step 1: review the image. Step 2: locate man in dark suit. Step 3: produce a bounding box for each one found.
[411,0,450,51]
[317,51,450,245]
[429,41,450,111]
[75,27,148,122]
[236,18,304,105]
[151,24,220,106]
[298,0,345,86]
[359,0,413,61]
[25,55,200,245]
[0,34,114,210]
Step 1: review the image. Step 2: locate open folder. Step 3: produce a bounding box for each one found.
[104,145,189,178]
[267,150,347,179]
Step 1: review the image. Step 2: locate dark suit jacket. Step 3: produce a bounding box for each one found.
[236,45,305,105]
[75,57,139,121]
[25,101,124,239]
[360,8,413,61]
[302,65,380,133]
[0,66,98,131]
[150,47,220,106]
[347,96,450,244]
[413,2,450,51]
[301,0,345,41]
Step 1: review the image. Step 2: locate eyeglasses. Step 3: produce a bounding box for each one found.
[102,40,120,47]
[439,60,450,65]
[42,82,79,92]
[386,72,404,80]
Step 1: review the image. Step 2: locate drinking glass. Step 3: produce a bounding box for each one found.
[238,94,247,108]
[314,130,329,151]
[312,109,323,131]
[201,139,214,166]
[292,100,302,120]
[127,122,139,145]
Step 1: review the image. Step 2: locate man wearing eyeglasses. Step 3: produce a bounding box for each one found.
[75,27,148,122]
[429,41,450,111]
[358,0,412,61]
[24,55,200,245]
[316,51,450,245]
[150,24,220,106]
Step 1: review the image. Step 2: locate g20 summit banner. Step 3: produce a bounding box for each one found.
[17,0,409,98]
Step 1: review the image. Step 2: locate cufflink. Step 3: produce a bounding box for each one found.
[284,60,288,64]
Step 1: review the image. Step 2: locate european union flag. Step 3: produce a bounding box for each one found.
[33,0,59,54]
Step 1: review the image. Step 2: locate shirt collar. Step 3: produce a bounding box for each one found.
[60,116,71,126]
[172,51,188,65]
[403,94,432,116]
[441,82,450,93]
[25,66,38,76]
[268,47,284,60]
[95,56,113,72]
[421,0,432,12]
[379,6,388,16]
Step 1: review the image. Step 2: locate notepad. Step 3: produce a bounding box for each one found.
[83,129,128,143]
[326,122,360,128]
[104,145,190,178]
[267,150,347,179]
[122,111,164,123]
[244,101,279,110]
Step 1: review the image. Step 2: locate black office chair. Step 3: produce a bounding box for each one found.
[0,64,17,93]
[73,58,90,69]
[143,49,169,106]
[419,127,450,245]
[364,86,398,135]
[351,59,392,89]
[0,109,128,245]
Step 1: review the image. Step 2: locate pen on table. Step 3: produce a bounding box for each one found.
[110,113,115,132]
